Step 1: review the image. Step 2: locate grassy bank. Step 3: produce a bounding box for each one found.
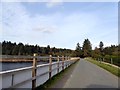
[36,60,79,89]
[85,58,120,77]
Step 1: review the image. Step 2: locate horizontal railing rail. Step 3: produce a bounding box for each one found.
[95,57,120,67]
[0,54,80,90]
[0,55,74,63]
[1,55,70,59]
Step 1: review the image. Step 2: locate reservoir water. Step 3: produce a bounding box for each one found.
[1,62,48,71]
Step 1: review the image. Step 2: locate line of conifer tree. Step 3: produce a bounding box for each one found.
[1,41,72,56]
[1,39,119,63]
[74,39,120,66]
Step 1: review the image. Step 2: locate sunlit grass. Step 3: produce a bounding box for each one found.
[86,58,120,77]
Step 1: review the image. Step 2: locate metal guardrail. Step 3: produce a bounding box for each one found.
[0,54,80,89]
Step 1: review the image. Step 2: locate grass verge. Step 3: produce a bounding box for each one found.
[85,58,120,77]
[36,60,79,90]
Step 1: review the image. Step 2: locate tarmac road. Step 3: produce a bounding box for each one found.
[63,59,119,88]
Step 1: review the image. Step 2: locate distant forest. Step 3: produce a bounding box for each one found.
[1,40,120,57]
[1,39,119,66]
[1,41,73,56]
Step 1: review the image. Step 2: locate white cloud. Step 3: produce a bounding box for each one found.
[2,2,117,49]
[1,0,43,2]
[33,25,57,33]
[0,2,2,39]
[46,0,63,8]
[1,0,119,2]
[2,2,90,48]
[2,2,57,38]
[2,3,31,37]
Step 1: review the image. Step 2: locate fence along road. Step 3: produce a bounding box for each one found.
[62,59,118,88]
[0,54,80,89]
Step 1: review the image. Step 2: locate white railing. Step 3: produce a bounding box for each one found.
[0,55,80,89]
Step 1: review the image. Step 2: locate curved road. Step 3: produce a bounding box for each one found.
[52,59,119,88]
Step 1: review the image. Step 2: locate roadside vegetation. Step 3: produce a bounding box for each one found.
[73,39,119,67]
[85,57,120,77]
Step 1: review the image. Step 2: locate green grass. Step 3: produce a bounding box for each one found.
[85,58,120,77]
[36,60,79,90]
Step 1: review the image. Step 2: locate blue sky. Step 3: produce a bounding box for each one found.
[1,1,118,49]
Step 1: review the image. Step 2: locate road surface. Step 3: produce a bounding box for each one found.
[51,59,119,88]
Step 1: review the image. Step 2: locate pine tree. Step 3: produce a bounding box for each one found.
[75,43,82,57]
[99,41,104,56]
[99,41,104,51]
[82,39,92,57]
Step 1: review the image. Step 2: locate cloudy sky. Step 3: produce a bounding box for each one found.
[1,0,118,49]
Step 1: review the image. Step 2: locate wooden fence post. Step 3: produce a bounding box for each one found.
[68,56,70,66]
[103,58,104,62]
[111,58,113,65]
[57,56,59,73]
[65,56,67,68]
[67,56,69,67]
[62,56,64,70]
[67,56,69,61]
[49,55,52,79]
[32,53,37,90]
[11,74,14,86]
[69,57,70,60]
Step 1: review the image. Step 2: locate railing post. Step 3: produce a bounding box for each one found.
[67,56,69,67]
[62,56,64,70]
[32,53,37,90]
[111,58,113,65]
[65,56,67,68]
[57,56,59,73]
[49,55,52,79]
[100,58,101,63]
[103,58,104,62]
[68,56,70,66]
[64,56,66,68]
[67,56,69,61]
[69,56,70,60]
[11,74,14,86]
